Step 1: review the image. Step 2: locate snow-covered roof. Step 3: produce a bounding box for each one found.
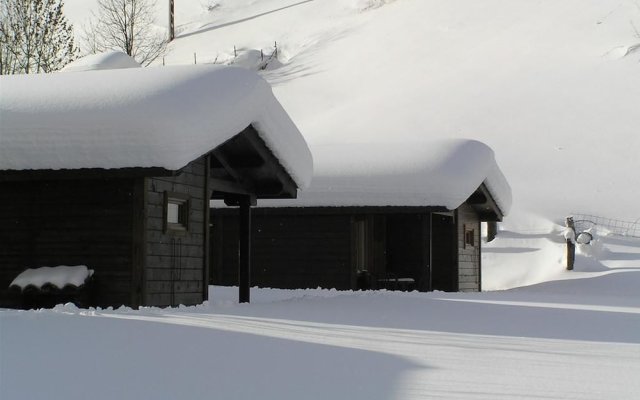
[257,139,512,215]
[0,65,313,189]
[9,265,94,292]
[61,51,141,72]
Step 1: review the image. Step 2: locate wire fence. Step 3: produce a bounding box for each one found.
[571,213,640,238]
[162,42,279,71]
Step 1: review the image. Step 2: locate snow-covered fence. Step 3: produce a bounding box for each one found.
[163,42,279,71]
[571,213,640,238]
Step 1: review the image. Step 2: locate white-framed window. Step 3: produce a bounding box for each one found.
[164,192,189,233]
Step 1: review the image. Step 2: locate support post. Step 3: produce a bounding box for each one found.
[238,195,252,303]
[486,221,497,242]
[565,217,576,270]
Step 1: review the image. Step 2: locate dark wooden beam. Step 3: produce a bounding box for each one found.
[243,127,298,198]
[211,149,253,188]
[0,167,175,182]
[238,195,252,303]
[203,155,211,302]
[210,178,253,197]
[212,206,450,217]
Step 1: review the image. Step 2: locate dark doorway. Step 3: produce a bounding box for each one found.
[384,214,424,291]
[430,213,457,291]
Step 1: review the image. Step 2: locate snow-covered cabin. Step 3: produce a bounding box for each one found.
[0,64,312,308]
[211,140,511,292]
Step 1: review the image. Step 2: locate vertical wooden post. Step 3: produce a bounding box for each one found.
[486,221,497,242]
[238,195,252,303]
[169,0,175,41]
[428,212,433,291]
[566,217,576,270]
[202,155,211,302]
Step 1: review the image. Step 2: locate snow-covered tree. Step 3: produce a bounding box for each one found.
[83,0,167,66]
[0,0,79,74]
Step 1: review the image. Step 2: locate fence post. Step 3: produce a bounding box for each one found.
[194,52,197,64]
[565,217,576,270]
[234,46,237,57]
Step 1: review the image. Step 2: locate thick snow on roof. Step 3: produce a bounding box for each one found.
[9,265,94,291]
[259,139,511,215]
[0,65,312,188]
[61,51,141,72]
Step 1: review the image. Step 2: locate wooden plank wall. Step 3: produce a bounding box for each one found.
[456,203,481,292]
[144,158,207,307]
[211,211,353,290]
[0,179,135,307]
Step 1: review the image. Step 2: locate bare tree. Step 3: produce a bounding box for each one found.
[83,0,168,66]
[0,0,79,75]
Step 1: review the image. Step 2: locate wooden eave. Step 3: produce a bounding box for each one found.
[209,125,298,204]
[211,205,450,217]
[0,167,175,182]
[466,182,504,222]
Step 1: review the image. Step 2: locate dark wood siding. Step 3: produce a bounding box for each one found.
[211,207,441,292]
[0,179,135,307]
[144,158,207,307]
[212,210,352,290]
[456,203,481,292]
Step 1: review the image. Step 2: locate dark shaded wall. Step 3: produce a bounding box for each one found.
[0,179,135,307]
[212,210,353,290]
[211,208,441,292]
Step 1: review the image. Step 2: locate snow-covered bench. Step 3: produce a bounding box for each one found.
[9,265,95,309]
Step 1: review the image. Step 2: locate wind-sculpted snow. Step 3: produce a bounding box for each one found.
[0,64,313,188]
[257,139,512,214]
[2,282,639,399]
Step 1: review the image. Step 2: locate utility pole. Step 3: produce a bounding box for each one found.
[169,0,175,41]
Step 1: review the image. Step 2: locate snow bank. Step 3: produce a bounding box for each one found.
[0,65,313,188]
[9,265,94,291]
[61,51,141,72]
[256,139,511,214]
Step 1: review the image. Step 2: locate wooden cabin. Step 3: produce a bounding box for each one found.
[0,63,312,308]
[211,140,511,292]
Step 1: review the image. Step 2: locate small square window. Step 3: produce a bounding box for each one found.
[464,226,475,248]
[164,192,189,233]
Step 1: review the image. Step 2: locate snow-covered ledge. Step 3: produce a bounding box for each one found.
[9,265,94,292]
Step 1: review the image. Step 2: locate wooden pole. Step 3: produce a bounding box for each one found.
[565,217,576,270]
[238,195,252,303]
[486,221,497,242]
[169,0,175,41]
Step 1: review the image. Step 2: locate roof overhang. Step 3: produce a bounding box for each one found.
[209,126,298,204]
[466,182,504,222]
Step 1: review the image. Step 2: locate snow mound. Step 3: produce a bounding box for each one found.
[9,265,94,292]
[61,51,141,72]
[0,65,313,188]
[603,43,640,60]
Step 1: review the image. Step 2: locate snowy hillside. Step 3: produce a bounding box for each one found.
[63,0,640,286]
[61,0,640,287]
[2,2,640,399]
[66,0,640,219]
